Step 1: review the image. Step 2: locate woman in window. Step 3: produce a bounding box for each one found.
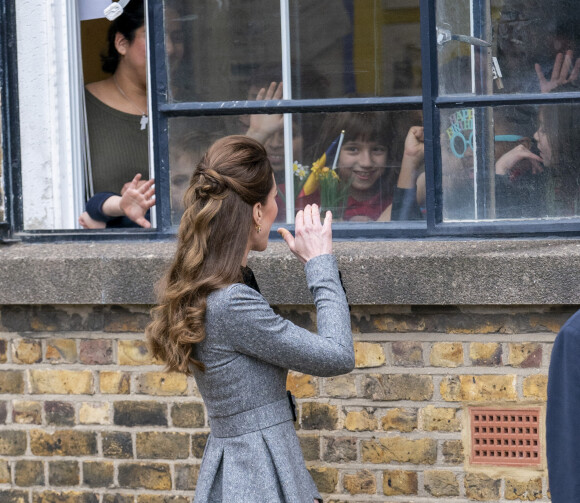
[79,0,150,228]
[146,135,354,503]
[80,0,186,229]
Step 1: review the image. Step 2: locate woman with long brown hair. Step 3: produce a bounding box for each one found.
[146,135,354,502]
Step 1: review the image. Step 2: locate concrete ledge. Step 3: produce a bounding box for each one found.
[0,239,580,305]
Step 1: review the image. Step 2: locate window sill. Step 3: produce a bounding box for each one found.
[0,239,579,305]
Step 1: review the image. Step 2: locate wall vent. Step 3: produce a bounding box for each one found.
[470,407,541,467]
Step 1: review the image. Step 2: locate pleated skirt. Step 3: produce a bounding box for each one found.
[193,419,321,503]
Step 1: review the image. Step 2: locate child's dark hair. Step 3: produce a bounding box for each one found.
[315,112,392,159]
[101,0,145,74]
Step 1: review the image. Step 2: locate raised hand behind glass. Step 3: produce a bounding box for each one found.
[535,50,580,93]
[246,81,284,144]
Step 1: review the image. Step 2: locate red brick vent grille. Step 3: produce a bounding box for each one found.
[470,407,541,466]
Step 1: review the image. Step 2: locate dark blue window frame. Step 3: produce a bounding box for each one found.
[0,0,20,242]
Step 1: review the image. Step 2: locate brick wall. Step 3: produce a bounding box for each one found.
[0,304,575,502]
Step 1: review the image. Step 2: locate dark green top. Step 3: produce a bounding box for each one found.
[85,89,149,194]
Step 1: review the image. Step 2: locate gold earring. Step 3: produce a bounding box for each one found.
[256,224,261,233]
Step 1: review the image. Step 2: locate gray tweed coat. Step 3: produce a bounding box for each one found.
[192,254,354,503]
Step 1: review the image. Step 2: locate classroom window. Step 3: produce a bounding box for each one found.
[6,0,580,238]
[149,0,580,239]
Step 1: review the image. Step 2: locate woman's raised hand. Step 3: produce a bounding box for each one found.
[278,204,332,264]
[119,174,156,228]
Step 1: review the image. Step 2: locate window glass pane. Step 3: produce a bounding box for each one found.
[168,110,424,225]
[437,0,580,95]
[440,104,580,221]
[166,0,421,102]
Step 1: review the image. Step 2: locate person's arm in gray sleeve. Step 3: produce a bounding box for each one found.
[224,254,354,376]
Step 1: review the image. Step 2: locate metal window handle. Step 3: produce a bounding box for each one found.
[437,26,491,47]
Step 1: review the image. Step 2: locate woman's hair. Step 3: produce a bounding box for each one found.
[101,0,145,74]
[146,135,274,374]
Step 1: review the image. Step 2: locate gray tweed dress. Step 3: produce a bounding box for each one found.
[192,254,354,503]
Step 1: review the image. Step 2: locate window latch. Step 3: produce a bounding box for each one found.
[437,26,491,48]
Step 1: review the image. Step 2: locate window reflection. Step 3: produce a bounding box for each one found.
[166,0,421,102]
[441,104,580,221]
[437,0,580,95]
[168,111,424,225]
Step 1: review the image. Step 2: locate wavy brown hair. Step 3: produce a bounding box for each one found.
[146,135,273,374]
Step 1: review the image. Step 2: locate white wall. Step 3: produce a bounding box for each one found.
[16,0,81,229]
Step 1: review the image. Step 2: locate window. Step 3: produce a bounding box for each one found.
[8,0,580,238]
[153,0,426,237]
[145,0,580,239]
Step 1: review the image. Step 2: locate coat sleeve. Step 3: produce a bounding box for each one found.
[222,254,354,377]
[546,309,580,502]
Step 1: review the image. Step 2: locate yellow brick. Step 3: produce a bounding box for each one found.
[469,342,502,364]
[286,372,317,398]
[440,375,517,402]
[12,339,42,364]
[530,315,561,333]
[45,338,77,363]
[381,408,417,432]
[100,371,130,394]
[465,473,501,500]
[420,405,461,432]
[430,343,463,367]
[307,466,338,494]
[383,469,418,496]
[0,460,9,483]
[79,402,110,425]
[362,437,437,464]
[118,463,171,490]
[13,401,42,424]
[523,374,548,400]
[424,470,460,497]
[372,316,425,332]
[354,342,385,368]
[138,372,188,396]
[118,340,157,365]
[344,410,378,431]
[322,375,357,398]
[30,430,96,456]
[33,491,97,503]
[508,343,542,367]
[448,321,505,334]
[343,470,376,495]
[505,477,542,500]
[30,370,93,394]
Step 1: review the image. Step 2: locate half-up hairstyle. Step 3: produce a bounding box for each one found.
[146,135,274,374]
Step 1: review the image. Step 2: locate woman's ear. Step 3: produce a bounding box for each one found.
[115,32,129,56]
[252,202,263,226]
